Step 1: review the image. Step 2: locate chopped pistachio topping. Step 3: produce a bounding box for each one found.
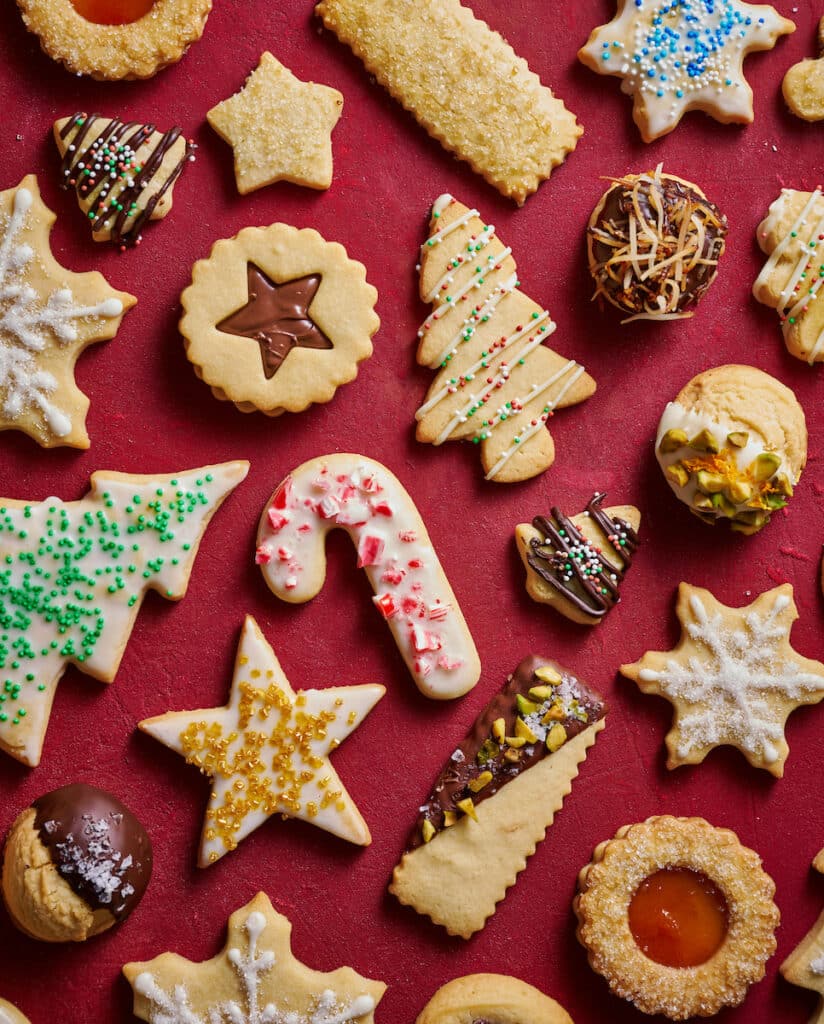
[534,665,562,685]
[546,723,568,752]
[468,770,493,793]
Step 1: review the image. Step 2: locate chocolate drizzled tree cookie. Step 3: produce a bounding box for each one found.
[415,195,596,483]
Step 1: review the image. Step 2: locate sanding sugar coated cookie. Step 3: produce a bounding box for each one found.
[415,975,574,1024]
[578,1,795,142]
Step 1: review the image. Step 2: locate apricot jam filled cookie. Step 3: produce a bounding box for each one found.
[15,0,212,79]
[574,816,779,1020]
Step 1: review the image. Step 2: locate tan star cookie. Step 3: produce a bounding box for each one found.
[781,844,824,1024]
[208,52,343,194]
[621,583,824,776]
[140,615,385,866]
[0,175,135,448]
[123,892,385,1024]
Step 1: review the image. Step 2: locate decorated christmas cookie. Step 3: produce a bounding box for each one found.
[621,582,824,776]
[587,167,727,322]
[656,364,806,533]
[54,113,195,248]
[390,655,606,938]
[181,225,378,416]
[123,892,385,1023]
[15,0,212,79]
[754,188,824,364]
[416,975,574,1024]
[0,460,248,767]
[256,454,480,700]
[783,18,824,122]
[2,784,152,942]
[781,845,824,1024]
[316,0,582,204]
[575,816,779,1019]
[140,616,385,865]
[515,493,640,626]
[208,52,344,194]
[415,195,595,482]
[0,175,135,448]
[578,0,795,141]
[0,1001,30,1024]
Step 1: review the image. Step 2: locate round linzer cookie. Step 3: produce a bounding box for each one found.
[181,225,378,416]
[0,1000,31,1024]
[2,784,152,942]
[655,364,806,534]
[587,167,727,323]
[15,0,212,79]
[416,975,574,1024]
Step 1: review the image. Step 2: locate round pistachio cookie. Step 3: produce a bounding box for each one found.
[415,974,574,1024]
[2,783,152,942]
[655,364,806,534]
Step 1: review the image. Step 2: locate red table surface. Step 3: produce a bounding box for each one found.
[1,0,823,1020]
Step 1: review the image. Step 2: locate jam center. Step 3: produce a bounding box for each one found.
[70,0,156,25]
[629,867,729,968]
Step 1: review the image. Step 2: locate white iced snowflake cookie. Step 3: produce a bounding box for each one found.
[256,453,481,700]
[0,175,135,448]
[621,582,824,777]
[123,891,385,1024]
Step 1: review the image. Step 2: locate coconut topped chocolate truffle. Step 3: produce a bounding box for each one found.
[588,167,727,322]
[2,783,152,942]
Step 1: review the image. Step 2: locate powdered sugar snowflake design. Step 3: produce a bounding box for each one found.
[134,912,376,1024]
[0,186,123,437]
[639,592,824,765]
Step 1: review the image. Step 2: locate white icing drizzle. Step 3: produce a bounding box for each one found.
[638,590,824,765]
[134,912,375,1024]
[0,186,123,437]
[424,273,519,369]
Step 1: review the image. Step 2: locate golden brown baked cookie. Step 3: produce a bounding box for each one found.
[781,843,824,1024]
[416,975,574,1024]
[783,18,824,121]
[575,816,779,1020]
[15,0,212,79]
[656,364,806,533]
[0,1000,30,1024]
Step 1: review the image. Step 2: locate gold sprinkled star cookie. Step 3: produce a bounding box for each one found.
[578,1,795,142]
[139,616,385,865]
[621,582,824,777]
[207,51,344,194]
[0,175,135,448]
[123,892,386,1024]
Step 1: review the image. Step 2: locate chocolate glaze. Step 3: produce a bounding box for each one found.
[406,656,606,852]
[589,173,726,316]
[32,784,151,920]
[217,264,333,379]
[527,493,639,619]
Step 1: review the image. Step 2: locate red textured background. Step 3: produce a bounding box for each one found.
[1,0,823,1020]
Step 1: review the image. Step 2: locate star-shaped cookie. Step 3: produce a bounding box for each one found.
[578,1,795,141]
[621,582,824,776]
[207,51,344,193]
[139,616,385,865]
[0,175,135,448]
[123,892,385,1024]
[781,846,824,1024]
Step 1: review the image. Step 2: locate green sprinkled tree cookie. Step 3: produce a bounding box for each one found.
[0,460,248,767]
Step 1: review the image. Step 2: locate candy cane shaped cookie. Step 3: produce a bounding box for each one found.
[256,454,480,699]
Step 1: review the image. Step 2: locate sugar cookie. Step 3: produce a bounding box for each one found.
[140,616,384,866]
[0,175,135,448]
[208,52,343,194]
[621,582,824,776]
[0,1000,30,1024]
[124,892,385,1023]
[416,975,574,1024]
[390,655,606,938]
[415,195,595,482]
[783,17,824,121]
[781,843,824,1024]
[256,453,480,700]
[0,461,248,767]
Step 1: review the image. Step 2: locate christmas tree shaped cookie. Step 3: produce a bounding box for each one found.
[781,846,824,1023]
[415,195,595,482]
[0,460,247,767]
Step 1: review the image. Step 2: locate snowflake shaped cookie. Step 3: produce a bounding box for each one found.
[578,1,795,141]
[621,582,824,776]
[124,892,385,1024]
[0,176,135,447]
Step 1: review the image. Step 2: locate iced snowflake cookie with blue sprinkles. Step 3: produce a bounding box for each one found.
[578,1,795,142]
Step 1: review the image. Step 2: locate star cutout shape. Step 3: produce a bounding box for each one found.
[781,845,824,1024]
[207,51,344,194]
[140,616,385,866]
[217,264,332,379]
[578,1,795,141]
[621,582,824,776]
[0,175,135,448]
[123,892,386,1024]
